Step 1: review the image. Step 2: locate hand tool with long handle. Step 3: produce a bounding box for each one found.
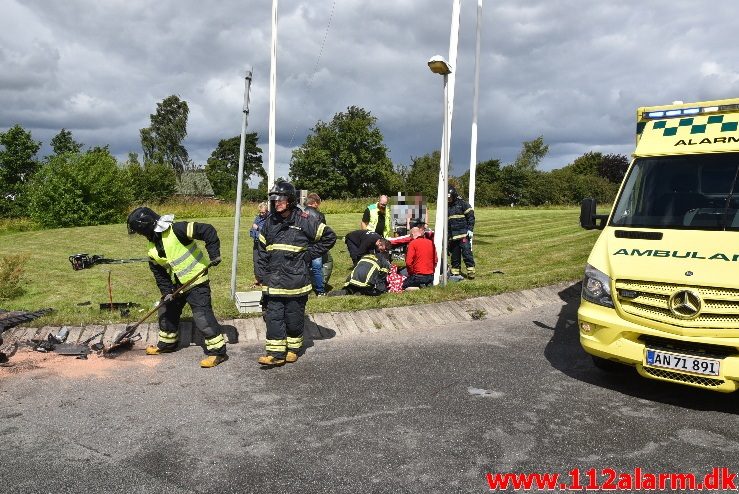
[104,259,219,354]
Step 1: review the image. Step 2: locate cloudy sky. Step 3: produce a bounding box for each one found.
[2,0,739,182]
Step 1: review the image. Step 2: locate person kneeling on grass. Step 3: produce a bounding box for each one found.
[402,226,437,290]
[329,242,392,296]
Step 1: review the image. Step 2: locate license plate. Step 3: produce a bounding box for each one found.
[645,349,720,376]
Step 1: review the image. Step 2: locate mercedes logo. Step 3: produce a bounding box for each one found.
[668,290,702,319]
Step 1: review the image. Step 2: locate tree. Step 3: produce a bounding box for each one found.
[28,148,132,227]
[125,160,177,204]
[513,135,548,171]
[459,158,503,206]
[205,133,265,200]
[50,128,83,155]
[597,153,630,184]
[0,124,41,217]
[568,151,602,176]
[498,137,549,205]
[406,151,441,201]
[565,151,630,185]
[140,95,190,175]
[290,106,394,198]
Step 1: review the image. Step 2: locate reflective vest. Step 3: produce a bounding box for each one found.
[148,225,209,286]
[366,203,392,237]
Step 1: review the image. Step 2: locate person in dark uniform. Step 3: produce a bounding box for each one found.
[126,207,227,368]
[447,185,476,279]
[344,229,389,266]
[304,193,330,295]
[255,181,336,366]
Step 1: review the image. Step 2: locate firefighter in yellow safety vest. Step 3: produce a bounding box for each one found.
[127,207,227,368]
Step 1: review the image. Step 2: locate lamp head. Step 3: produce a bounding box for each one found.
[427,55,452,75]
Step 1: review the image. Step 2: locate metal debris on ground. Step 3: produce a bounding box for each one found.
[32,327,70,352]
[0,308,53,332]
[99,302,141,317]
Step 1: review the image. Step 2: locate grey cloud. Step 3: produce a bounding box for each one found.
[2,0,739,178]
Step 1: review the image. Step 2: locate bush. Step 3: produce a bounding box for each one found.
[28,149,133,228]
[125,161,177,204]
[0,253,29,299]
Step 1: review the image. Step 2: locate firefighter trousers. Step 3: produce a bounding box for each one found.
[264,294,308,359]
[449,236,475,275]
[157,283,226,356]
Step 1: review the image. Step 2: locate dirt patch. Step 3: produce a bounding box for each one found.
[0,347,160,379]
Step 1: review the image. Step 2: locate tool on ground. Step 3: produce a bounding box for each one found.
[104,260,219,355]
[107,271,113,309]
[69,254,148,271]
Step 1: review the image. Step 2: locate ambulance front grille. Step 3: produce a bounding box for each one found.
[642,366,724,388]
[615,280,739,329]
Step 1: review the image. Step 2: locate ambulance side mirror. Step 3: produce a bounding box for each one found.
[580,198,606,230]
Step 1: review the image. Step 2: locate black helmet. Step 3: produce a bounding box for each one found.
[448,185,459,201]
[268,180,297,209]
[127,207,160,237]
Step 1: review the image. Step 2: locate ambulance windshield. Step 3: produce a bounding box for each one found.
[611,153,739,230]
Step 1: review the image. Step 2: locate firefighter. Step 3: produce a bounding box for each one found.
[255,181,336,366]
[447,185,476,279]
[126,207,227,368]
[343,248,392,296]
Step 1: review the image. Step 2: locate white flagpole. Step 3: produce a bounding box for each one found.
[267,0,278,190]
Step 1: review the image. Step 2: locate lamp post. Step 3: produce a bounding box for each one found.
[428,55,452,287]
[230,70,253,299]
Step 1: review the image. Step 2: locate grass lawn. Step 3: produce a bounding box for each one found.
[0,207,601,326]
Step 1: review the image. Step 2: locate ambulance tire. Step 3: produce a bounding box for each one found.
[591,355,629,373]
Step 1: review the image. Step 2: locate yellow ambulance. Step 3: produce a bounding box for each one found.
[579,98,739,392]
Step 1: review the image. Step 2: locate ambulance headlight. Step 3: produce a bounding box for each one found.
[582,264,614,308]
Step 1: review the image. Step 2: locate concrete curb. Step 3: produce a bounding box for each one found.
[4,281,581,350]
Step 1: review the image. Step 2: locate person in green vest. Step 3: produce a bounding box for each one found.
[361,194,393,238]
[126,207,227,368]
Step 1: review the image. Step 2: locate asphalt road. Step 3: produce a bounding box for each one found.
[1,296,737,493]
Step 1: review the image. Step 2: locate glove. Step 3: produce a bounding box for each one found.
[210,256,222,266]
[161,292,175,303]
[467,230,474,239]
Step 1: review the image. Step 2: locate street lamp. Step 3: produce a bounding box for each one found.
[428,55,452,287]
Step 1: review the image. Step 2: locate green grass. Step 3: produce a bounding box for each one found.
[0,207,601,326]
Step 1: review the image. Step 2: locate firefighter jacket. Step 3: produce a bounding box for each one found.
[256,208,336,297]
[345,253,391,293]
[148,221,220,295]
[448,198,475,240]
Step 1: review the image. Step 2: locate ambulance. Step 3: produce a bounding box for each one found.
[579,98,739,392]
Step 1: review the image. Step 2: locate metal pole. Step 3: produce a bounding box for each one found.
[441,73,450,287]
[432,75,447,287]
[469,0,482,209]
[267,0,278,191]
[443,0,461,285]
[230,70,253,299]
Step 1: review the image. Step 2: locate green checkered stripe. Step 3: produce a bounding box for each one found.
[650,115,739,137]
